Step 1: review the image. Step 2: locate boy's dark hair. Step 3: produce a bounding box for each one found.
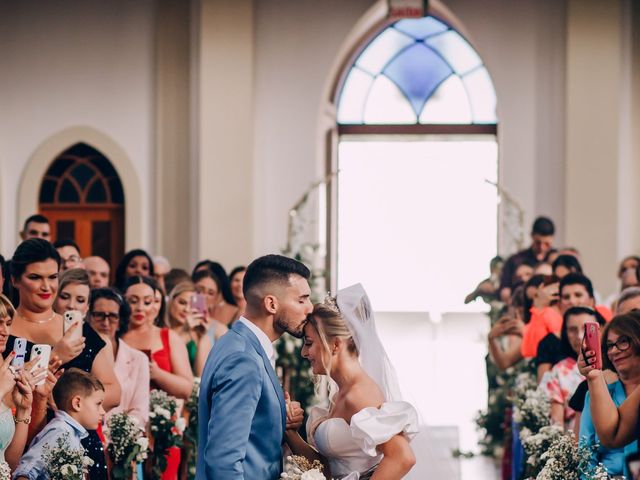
[52,238,81,255]
[53,368,104,411]
[532,216,555,236]
[243,255,310,304]
[559,272,594,299]
[23,214,49,231]
[560,306,603,360]
[10,239,61,280]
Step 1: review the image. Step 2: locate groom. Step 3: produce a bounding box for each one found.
[196,254,313,479]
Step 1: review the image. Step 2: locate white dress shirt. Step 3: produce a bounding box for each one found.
[238,317,276,368]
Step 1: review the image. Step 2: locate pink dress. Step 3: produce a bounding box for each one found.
[540,357,584,429]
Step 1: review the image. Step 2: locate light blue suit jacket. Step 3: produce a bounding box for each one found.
[196,321,286,479]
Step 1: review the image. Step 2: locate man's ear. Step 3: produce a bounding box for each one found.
[264,294,278,315]
[19,231,25,241]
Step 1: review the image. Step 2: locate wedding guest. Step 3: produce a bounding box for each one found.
[499,216,555,302]
[616,287,640,314]
[192,261,239,325]
[88,288,149,428]
[521,275,561,361]
[166,282,211,376]
[54,268,91,317]
[536,273,610,380]
[19,215,50,242]
[83,256,110,289]
[577,313,640,478]
[114,249,154,292]
[5,239,119,479]
[164,269,190,300]
[53,239,83,271]
[552,254,583,279]
[533,262,553,276]
[513,262,534,286]
[153,256,171,294]
[229,266,247,316]
[147,277,167,327]
[0,293,45,471]
[193,269,228,341]
[13,369,106,480]
[540,307,603,430]
[488,286,525,370]
[121,276,192,480]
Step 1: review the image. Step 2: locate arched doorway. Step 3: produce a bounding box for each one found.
[38,142,125,266]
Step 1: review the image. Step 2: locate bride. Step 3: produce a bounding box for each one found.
[284,284,418,479]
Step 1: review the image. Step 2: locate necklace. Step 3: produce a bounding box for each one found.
[16,310,56,324]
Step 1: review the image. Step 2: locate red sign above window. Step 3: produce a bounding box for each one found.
[388,0,428,19]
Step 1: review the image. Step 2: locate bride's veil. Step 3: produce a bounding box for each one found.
[335,283,403,402]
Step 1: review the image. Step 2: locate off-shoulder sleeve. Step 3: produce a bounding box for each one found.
[350,401,419,456]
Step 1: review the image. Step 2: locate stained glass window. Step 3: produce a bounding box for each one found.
[337,16,497,125]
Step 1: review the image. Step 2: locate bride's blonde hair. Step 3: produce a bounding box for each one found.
[307,298,359,412]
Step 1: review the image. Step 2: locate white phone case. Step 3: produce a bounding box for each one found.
[11,337,27,370]
[30,344,51,386]
[63,311,84,340]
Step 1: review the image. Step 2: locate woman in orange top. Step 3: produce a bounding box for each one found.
[521,275,562,359]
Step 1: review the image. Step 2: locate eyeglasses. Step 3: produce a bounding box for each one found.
[606,336,631,353]
[91,312,120,323]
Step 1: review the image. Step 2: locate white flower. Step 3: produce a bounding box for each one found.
[136,437,149,451]
[175,417,186,433]
[61,464,78,475]
[300,469,324,480]
[82,456,94,466]
[155,407,171,419]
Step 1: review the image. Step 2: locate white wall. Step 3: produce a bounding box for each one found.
[0,0,155,256]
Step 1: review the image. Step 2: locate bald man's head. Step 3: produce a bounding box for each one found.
[84,256,110,288]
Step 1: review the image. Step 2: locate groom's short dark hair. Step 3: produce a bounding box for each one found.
[243,254,310,302]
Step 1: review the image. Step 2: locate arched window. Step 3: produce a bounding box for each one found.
[332,15,498,314]
[39,143,125,266]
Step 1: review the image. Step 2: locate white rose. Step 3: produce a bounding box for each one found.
[175,417,187,434]
[82,456,94,467]
[301,469,325,480]
[136,437,149,450]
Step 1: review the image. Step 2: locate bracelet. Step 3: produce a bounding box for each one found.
[13,415,31,425]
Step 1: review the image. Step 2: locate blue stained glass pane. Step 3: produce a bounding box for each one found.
[355,28,414,76]
[383,44,453,115]
[393,17,449,40]
[426,31,482,75]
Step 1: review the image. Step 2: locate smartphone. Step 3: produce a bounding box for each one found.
[30,344,51,386]
[63,310,84,340]
[584,321,602,370]
[11,337,27,371]
[191,293,207,317]
[627,452,640,479]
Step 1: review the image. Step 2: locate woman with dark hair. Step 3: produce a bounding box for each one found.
[577,313,640,478]
[552,254,583,279]
[488,286,525,370]
[88,287,149,427]
[114,249,155,291]
[192,260,240,324]
[121,276,192,480]
[539,306,604,430]
[521,275,562,360]
[5,239,119,480]
[229,265,247,316]
[146,276,167,327]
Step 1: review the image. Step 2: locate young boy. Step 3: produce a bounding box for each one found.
[13,368,105,480]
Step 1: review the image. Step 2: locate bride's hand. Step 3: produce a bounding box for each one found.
[285,391,304,431]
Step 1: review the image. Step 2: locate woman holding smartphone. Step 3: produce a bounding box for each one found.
[5,240,119,480]
[166,281,212,376]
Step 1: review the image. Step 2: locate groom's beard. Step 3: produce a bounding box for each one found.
[274,316,306,338]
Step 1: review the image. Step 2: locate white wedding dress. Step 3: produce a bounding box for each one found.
[307,401,419,479]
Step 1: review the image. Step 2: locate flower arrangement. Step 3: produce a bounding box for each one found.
[184,378,201,480]
[0,461,10,480]
[512,385,551,434]
[520,424,564,476]
[148,389,184,478]
[42,432,93,480]
[280,455,325,480]
[104,412,148,479]
[535,432,609,480]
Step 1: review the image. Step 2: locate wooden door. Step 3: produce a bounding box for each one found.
[38,143,125,270]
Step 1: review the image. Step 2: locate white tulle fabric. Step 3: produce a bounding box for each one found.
[308,402,419,479]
